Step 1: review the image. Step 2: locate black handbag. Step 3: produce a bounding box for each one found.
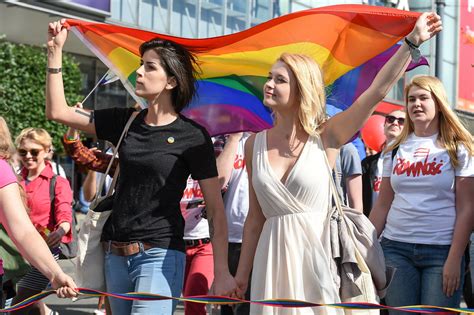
[49,175,78,259]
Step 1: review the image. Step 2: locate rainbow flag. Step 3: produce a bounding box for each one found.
[328,42,428,112]
[67,4,423,136]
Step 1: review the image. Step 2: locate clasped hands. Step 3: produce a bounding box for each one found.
[209,274,248,300]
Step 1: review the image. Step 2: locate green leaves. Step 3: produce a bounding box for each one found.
[0,39,82,154]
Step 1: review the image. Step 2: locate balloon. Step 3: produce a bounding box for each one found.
[361,114,386,152]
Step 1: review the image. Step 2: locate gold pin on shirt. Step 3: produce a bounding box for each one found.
[167,137,175,144]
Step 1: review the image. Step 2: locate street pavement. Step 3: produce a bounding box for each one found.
[42,212,187,314]
[44,258,186,314]
[40,213,469,314]
[43,257,471,314]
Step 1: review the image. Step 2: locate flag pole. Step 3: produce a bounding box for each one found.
[81,71,108,104]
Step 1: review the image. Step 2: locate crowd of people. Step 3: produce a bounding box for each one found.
[0,9,473,315]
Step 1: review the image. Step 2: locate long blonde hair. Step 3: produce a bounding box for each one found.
[386,76,473,167]
[277,53,326,135]
[0,116,15,161]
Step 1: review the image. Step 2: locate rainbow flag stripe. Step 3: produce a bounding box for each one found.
[1,288,473,313]
[67,5,422,135]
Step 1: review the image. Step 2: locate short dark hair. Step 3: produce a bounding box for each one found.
[139,38,199,113]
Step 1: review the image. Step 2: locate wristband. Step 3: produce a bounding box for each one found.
[64,134,79,143]
[47,67,62,74]
[404,37,421,62]
[404,37,420,48]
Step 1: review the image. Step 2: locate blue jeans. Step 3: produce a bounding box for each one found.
[381,237,464,315]
[104,243,185,315]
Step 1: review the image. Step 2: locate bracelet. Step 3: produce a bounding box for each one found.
[64,134,79,143]
[47,67,62,74]
[404,37,421,62]
[404,37,420,49]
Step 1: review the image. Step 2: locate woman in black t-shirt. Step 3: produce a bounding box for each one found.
[46,19,236,315]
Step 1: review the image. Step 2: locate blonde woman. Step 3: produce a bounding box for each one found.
[369,76,474,314]
[12,128,74,315]
[0,117,77,307]
[233,13,442,315]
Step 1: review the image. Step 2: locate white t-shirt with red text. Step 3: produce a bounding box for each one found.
[223,134,250,243]
[382,133,474,245]
[179,136,225,240]
[181,177,208,240]
[371,151,387,207]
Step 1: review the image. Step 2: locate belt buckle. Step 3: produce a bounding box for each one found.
[111,241,141,256]
[185,238,210,247]
[185,239,199,247]
[185,240,195,247]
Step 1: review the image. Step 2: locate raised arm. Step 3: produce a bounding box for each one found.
[46,19,96,134]
[323,12,442,152]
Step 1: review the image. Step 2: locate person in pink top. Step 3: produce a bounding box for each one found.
[0,116,77,308]
[11,127,74,315]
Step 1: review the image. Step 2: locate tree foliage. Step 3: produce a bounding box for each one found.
[0,38,82,154]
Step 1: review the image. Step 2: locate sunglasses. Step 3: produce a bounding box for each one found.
[18,148,43,157]
[385,115,405,125]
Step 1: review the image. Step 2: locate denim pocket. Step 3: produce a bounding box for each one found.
[380,237,393,247]
[420,244,450,263]
[142,247,167,258]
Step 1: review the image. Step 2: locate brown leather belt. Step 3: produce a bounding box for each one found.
[103,241,154,256]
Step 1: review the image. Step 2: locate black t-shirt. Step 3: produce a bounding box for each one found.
[95,107,217,252]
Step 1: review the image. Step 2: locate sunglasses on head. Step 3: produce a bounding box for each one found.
[18,149,42,157]
[385,115,405,125]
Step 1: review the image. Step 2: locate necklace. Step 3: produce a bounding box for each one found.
[282,134,303,158]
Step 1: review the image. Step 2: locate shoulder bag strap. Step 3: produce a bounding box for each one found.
[94,111,139,201]
[49,175,58,225]
[322,150,346,218]
[391,146,399,161]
